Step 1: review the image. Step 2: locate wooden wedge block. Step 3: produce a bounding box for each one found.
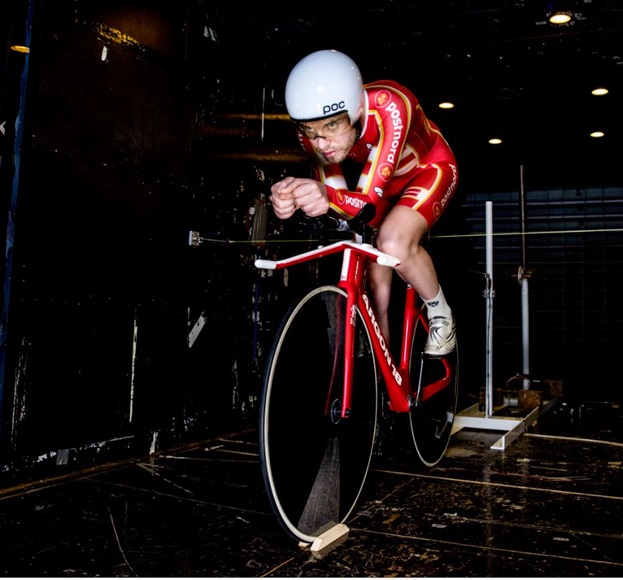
[309,523,350,555]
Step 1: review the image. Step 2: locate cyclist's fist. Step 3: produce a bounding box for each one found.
[270,177,299,219]
[294,179,330,217]
[271,177,329,219]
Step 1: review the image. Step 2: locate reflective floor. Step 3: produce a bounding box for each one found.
[1,399,623,577]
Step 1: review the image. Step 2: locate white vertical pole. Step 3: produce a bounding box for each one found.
[485,201,494,417]
[522,277,530,389]
[519,165,531,390]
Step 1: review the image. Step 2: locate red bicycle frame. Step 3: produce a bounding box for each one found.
[256,238,454,417]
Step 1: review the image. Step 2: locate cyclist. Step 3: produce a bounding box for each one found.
[270,49,458,356]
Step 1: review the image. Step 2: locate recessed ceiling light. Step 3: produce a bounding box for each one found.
[590,131,605,138]
[489,138,502,145]
[439,102,454,109]
[549,11,573,24]
[591,87,609,96]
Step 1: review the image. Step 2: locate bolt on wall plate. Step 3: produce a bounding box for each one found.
[188,231,202,247]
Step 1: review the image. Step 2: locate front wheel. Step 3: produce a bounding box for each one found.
[259,286,378,544]
[408,318,459,467]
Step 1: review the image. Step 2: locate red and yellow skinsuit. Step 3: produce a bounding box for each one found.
[297,80,458,229]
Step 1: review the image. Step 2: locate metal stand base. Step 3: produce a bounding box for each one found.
[452,397,558,450]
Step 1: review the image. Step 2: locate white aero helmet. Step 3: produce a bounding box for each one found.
[285,49,364,124]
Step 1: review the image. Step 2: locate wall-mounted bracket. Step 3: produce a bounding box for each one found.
[188,230,202,247]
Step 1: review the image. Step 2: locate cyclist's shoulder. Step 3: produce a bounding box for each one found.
[364,80,419,117]
[364,80,419,104]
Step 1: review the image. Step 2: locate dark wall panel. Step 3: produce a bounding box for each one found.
[465,184,623,403]
[0,0,266,477]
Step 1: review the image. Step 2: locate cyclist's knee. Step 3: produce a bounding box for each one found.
[377,234,422,264]
[377,221,425,262]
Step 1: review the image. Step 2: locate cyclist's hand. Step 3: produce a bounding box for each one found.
[270,177,299,220]
[272,177,329,218]
[294,179,330,217]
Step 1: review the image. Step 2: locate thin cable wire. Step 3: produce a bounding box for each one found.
[195,227,623,246]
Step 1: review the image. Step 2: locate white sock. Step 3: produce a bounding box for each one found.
[424,286,452,320]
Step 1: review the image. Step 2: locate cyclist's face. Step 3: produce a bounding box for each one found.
[297,113,357,163]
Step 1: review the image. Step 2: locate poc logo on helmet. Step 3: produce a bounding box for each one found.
[322,101,346,116]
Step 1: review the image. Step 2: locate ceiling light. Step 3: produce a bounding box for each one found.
[10,45,30,53]
[438,102,454,109]
[549,11,573,24]
[591,87,609,96]
[590,131,604,138]
[488,138,502,145]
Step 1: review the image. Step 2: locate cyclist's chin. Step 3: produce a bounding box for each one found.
[320,149,349,164]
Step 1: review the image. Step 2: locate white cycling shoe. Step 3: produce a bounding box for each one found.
[424,316,456,356]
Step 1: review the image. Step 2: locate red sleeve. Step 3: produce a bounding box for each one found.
[324,85,415,225]
[295,84,425,226]
[297,135,372,219]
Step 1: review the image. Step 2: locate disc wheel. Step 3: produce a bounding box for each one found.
[259,286,378,544]
[408,318,459,467]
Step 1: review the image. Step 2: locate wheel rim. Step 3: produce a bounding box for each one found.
[259,286,378,542]
[409,320,459,467]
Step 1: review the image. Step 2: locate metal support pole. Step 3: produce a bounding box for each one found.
[521,276,530,389]
[485,201,494,417]
[453,196,556,449]
[518,165,531,390]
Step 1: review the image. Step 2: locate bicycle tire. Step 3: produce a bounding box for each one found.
[408,318,459,467]
[259,286,378,544]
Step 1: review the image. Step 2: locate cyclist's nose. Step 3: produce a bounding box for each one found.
[314,135,332,149]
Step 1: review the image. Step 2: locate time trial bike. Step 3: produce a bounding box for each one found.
[255,204,459,545]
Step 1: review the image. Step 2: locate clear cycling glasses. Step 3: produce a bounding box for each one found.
[296,113,352,141]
